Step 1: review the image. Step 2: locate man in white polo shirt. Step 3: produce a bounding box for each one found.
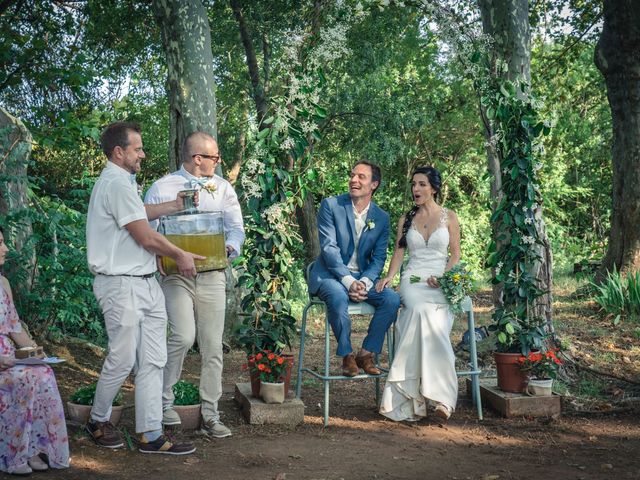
[145,131,244,438]
[86,121,201,455]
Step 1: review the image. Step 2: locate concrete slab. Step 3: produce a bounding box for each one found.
[234,383,304,426]
[468,378,562,418]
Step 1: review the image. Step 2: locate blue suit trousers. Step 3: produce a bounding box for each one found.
[315,277,400,357]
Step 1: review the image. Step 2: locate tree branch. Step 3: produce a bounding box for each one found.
[230,0,268,124]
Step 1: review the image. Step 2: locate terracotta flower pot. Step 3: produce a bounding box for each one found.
[66,402,125,425]
[173,404,202,430]
[494,352,529,393]
[260,381,285,404]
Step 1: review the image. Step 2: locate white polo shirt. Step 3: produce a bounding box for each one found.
[144,166,245,257]
[87,161,156,276]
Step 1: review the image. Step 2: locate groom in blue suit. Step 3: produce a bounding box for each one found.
[308,160,400,376]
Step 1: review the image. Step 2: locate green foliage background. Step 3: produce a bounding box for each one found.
[0,1,612,345]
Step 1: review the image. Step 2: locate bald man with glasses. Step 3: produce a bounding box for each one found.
[144,131,245,438]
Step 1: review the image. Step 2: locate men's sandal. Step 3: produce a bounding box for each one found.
[138,434,196,455]
[86,420,124,449]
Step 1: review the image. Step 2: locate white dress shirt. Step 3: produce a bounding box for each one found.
[87,161,156,275]
[144,166,245,257]
[341,202,373,292]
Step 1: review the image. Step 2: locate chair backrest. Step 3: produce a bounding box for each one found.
[460,296,473,313]
[305,261,315,284]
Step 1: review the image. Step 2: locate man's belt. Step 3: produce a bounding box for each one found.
[98,272,156,279]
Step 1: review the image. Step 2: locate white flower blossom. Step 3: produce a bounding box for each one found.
[524,217,533,225]
[301,121,316,134]
[241,175,262,199]
[280,137,295,150]
[522,235,536,245]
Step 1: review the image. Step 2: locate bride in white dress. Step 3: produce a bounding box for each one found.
[376,166,461,421]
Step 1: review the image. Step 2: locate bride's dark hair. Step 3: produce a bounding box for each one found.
[398,166,442,248]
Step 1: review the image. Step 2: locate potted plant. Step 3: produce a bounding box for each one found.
[247,350,288,404]
[67,382,125,425]
[234,310,296,397]
[171,380,202,430]
[484,80,552,393]
[518,348,563,396]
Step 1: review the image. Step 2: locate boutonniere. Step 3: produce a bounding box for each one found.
[191,177,217,196]
[366,219,375,231]
[202,179,217,195]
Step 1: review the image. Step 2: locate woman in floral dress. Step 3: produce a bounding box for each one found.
[0,227,69,475]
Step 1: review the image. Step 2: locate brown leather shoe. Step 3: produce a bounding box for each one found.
[356,352,381,375]
[342,353,359,377]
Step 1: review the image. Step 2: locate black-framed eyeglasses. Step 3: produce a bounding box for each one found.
[192,153,221,162]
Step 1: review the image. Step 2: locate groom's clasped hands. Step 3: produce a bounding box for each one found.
[348,280,368,302]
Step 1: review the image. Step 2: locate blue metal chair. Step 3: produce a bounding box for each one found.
[295,263,394,427]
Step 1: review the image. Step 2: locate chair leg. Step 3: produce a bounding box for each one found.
[323,316,331,427]
[296,303,312,398]
[467,309,483,420]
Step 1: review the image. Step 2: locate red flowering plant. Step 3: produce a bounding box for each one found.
[517,348,563,380]
[244,350,287,383]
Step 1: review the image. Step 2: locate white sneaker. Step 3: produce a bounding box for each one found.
[198,418,232,438]
[434,403,453,420]
[8,463,32,475]
[28,454,48,471]
[162,407,182,426]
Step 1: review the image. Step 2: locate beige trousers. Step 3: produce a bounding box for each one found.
[91,275,167,433]
[160,270,226,422]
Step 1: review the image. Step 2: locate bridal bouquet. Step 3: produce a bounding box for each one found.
[408,263,474,313]
[438,263,474,313]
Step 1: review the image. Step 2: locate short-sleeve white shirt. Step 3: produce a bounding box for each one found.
[144,166,245,257]
[86,161,156,275]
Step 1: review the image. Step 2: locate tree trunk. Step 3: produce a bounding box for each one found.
[296,193,320,265]
[479,0,553,328]
[595,0,640,277]
[152,0,218,170]
[0,107,34,290]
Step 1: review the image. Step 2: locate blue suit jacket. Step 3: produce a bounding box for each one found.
[308,193,390,295]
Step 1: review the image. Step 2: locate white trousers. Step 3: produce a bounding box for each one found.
[91,275,167,433]
[160,270,226,422]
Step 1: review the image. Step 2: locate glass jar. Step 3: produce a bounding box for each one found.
[159,211,226,274]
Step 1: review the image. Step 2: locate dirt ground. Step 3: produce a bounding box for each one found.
[9,293,640,480]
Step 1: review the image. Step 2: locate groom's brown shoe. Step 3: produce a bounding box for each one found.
[342,353,359,377]
[356,352,381,375]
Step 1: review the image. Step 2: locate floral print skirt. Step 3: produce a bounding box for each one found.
[0,362,69,471]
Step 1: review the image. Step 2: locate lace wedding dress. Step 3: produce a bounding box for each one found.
[380,209,458,421]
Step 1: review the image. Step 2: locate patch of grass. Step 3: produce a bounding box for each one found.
[591,268,640,324]
[576,378,605,398]
[552,379,569,396]
[300,378,322,388]
[554,272,590,293]
[588,327,607,337]
[595,351,618,363]
[633,328,640,341]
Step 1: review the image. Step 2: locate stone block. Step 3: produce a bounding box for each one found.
[234,383,304,426]
[467,378,562,418]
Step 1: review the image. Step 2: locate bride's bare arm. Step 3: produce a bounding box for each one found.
[376,215,406,292]
[2,277,38,349]
[445,210,461,272]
